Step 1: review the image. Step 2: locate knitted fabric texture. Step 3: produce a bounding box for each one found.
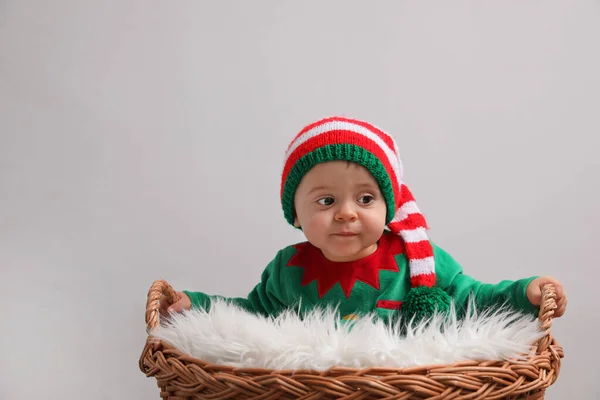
[280,116,451,318]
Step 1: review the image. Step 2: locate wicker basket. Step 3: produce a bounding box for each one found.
[139,279,563,399]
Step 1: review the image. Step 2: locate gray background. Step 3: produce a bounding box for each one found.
[1,1,598,399]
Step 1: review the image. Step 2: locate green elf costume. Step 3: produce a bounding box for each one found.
[184,116,539,323]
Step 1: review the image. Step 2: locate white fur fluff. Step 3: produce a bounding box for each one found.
[150,299,544,371]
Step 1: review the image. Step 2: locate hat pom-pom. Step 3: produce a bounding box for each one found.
[402,286,451,323]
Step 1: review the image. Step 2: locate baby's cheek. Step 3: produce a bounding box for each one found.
[304,216,329,240]
[311,216,327,235]
[363,212,386,229]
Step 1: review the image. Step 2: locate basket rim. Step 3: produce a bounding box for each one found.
[141,279,561,374]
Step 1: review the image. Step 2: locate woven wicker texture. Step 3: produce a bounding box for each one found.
[139,279,563,399]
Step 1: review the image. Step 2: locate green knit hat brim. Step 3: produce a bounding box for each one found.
[282,144,396,226]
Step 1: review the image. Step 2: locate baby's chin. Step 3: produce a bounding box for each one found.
[322,244,375,262]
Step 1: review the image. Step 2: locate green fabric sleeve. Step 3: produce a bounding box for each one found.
[182,249,289,317]
[432,242,540,317]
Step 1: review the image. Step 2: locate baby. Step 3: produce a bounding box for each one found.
[161,116,567,323]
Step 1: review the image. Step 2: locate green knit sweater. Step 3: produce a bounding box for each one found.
[184,232,539,321]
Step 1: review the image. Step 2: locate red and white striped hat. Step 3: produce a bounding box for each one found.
[280,116,451,318]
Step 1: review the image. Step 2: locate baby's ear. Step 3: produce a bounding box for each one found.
[293,216,301,228]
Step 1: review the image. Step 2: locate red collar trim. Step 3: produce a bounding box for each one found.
[287,232,405,298]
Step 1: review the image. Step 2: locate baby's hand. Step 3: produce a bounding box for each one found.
[526,276,567,317]
[158,291,192,317]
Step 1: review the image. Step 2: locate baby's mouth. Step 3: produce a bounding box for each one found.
[332,231,358,237]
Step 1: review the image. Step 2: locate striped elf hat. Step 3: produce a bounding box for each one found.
[280,116,451,321]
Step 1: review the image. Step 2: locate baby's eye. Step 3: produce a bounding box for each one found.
[358,195,374,204]
[317,197,335,206]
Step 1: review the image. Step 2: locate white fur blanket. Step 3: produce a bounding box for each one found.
[150,299,544,371]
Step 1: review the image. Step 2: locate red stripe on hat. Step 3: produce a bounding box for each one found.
[410,273,436,288]
[325,116,398,156]
[285,117,337,152]
[404,241,434,259]
[281,131,401,201]
[288,116,399,159]
[388,213,429,232]
[398,184,415,203]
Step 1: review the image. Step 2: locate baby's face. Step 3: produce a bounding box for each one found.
[293,161,387,262]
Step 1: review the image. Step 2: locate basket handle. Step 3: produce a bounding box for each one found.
[145,279,180,333]
[537,283,557,353]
